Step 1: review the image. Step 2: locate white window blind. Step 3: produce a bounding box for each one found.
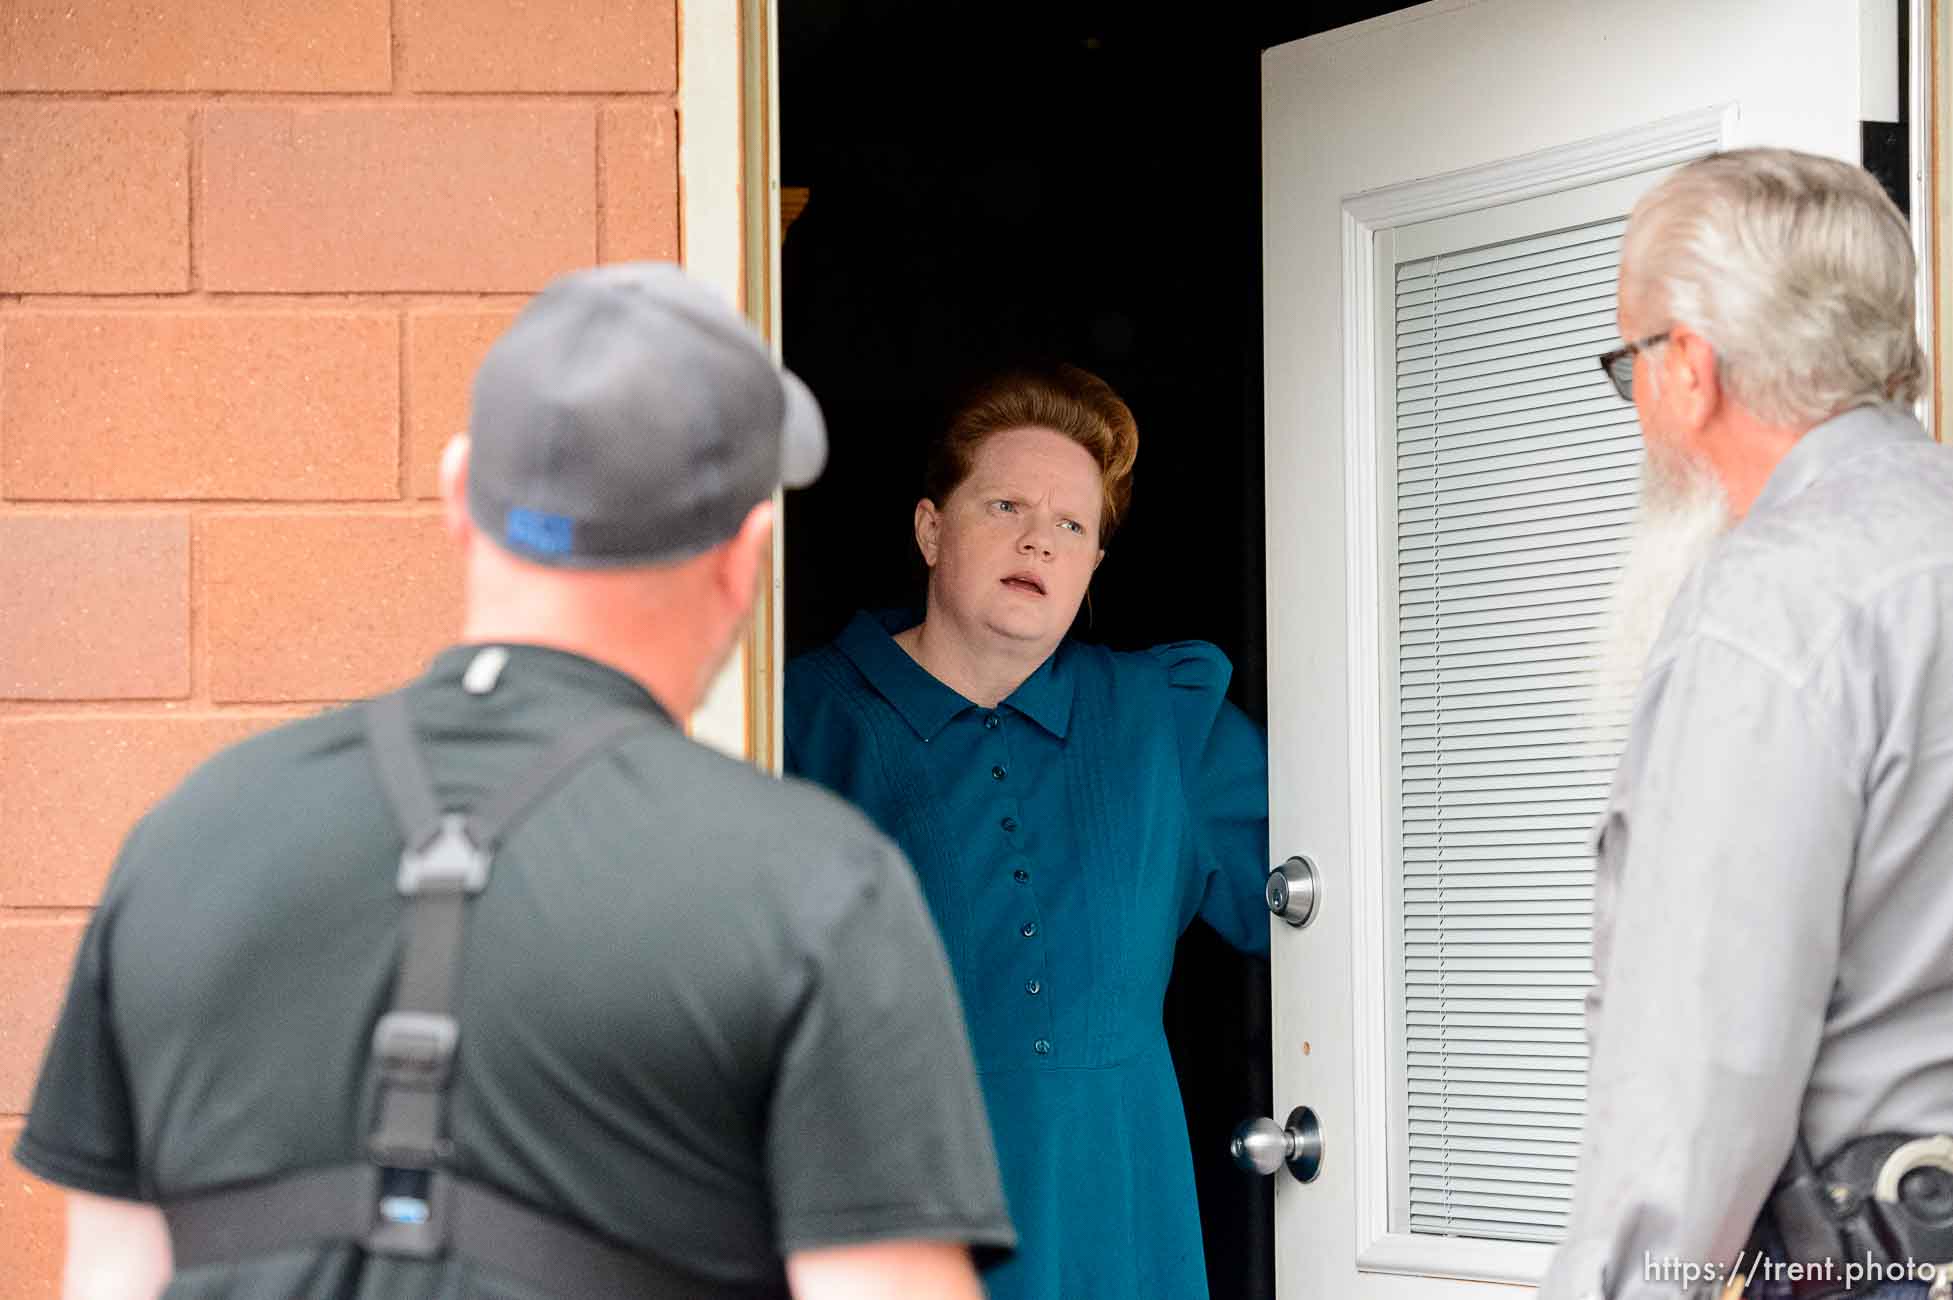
[1394,214,1638,1244]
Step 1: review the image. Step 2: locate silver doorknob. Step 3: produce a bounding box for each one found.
[1230,1106,1323,1183]
[1265,855,1319,928]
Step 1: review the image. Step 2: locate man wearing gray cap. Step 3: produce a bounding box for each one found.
[16,263,1015,1299]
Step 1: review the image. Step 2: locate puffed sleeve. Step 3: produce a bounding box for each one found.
[1148,641,1272,956]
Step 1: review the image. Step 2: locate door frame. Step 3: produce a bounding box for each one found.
[1933,0,1949,437]
[1891,0,1942,439]
[1905,0,1936,438]
[680,0,786,766]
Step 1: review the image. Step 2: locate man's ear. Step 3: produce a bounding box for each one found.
[914,499,942,568]
[1667,324,1723,436]
[715,499,777,614]
[439,434,474,546]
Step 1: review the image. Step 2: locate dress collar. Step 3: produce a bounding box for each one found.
[836,609,1074,741]
[1749,402,1930,516]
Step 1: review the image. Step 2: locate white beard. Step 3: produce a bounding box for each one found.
[1585,444,1731,748]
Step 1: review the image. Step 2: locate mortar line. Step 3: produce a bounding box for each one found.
[186,103,202,290]
[398,309,413,498]
[596,103,609,262]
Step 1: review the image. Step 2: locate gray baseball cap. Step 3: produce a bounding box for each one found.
[467,262,826,567]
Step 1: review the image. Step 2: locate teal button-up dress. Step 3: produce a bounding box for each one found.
[784,610,1270,1300]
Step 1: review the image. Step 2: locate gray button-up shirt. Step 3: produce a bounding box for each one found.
[1541,404,1953,1299]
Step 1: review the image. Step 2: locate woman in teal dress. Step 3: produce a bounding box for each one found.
[784,366,1270,1300]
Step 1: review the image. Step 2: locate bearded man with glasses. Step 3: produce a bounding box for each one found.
[1539,149,1951,1300]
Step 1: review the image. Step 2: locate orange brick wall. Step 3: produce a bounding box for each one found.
[0,2,681,1291]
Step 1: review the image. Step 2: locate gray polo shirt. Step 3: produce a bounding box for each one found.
[16,644,1013,1298]
[1540,404,1953,1298]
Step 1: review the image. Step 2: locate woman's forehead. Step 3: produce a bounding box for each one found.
[965,426,1100,492]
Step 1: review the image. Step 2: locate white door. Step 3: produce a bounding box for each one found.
[1262,2,1866,1295]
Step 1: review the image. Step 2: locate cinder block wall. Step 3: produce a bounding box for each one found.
[0,3,680,1291]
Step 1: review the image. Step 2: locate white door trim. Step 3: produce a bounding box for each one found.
[1341,104,1733,231]
[1335,105,1729,1286]
[680,0,783,764]
[680,0,746,309]
[1907,0,1936,436]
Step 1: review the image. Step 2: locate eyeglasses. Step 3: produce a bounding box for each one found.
[1597,331,1670,402]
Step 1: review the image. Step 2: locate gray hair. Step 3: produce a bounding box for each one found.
[1621,148,1925,428]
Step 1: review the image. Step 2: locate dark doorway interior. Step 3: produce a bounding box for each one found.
[779,6,1414,1295]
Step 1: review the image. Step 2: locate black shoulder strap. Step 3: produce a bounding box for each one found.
[466,708,651,849]
[164,690,743,1299]
[366,691,444,853]
[363,692,649,1172]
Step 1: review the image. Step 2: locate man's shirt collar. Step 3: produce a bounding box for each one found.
[1750,402,1930,517]
[424,642,674,722]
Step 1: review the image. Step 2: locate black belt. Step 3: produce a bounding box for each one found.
[163,1163,774,1296]
[1749,1132,1953,1299]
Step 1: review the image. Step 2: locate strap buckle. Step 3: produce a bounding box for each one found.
[372,1010,458,1088]
[398,815,488,896]
[365,1167,454,1259]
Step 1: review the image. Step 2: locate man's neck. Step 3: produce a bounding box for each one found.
[1699,409,1813,519]
[895,611,1055,710]
[460,555,723,720]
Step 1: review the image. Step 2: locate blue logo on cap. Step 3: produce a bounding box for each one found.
[505,507,575,556]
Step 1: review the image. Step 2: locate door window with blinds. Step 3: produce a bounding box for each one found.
[1375,170,1667,1247]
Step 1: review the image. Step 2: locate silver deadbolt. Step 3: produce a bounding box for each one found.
[1265,855,1319,928]
[1230,1106,1324,1183]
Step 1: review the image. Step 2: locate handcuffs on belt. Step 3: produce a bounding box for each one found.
[1730,1133,1953,1300]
